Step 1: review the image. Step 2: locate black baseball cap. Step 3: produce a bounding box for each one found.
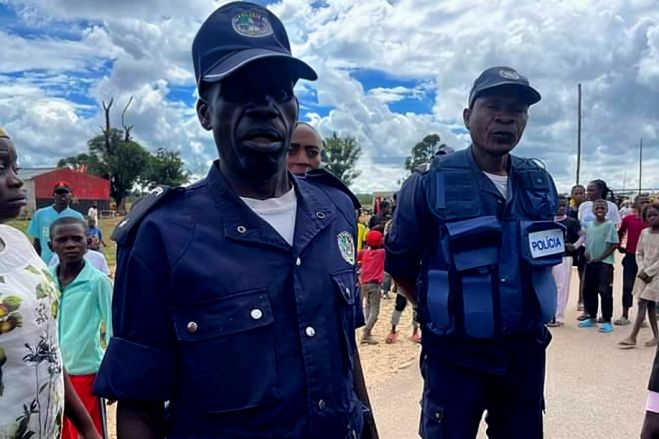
[468,66,541,108]
[192,1,317,91]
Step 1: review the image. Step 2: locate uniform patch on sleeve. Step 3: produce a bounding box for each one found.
[337,231,355,265]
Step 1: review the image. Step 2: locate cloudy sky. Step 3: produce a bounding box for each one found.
[2,0,658,194]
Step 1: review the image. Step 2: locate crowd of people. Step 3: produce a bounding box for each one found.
[2,2,659,439]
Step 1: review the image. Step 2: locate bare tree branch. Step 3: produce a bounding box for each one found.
[121,96,134,142]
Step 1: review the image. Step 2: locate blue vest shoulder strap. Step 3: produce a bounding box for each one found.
[427,149,481,221]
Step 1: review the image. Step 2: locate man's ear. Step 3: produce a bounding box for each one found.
[197,99,212,131]
[463,108,471,130]
[47,241,54,252]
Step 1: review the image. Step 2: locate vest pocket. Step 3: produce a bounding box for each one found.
[172,288,280,413]
[427,269,451,330]
[461,270,495,338]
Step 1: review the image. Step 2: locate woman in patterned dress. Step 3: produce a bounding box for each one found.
[0,129,100,439]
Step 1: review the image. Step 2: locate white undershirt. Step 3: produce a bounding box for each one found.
[483,171,508,198]
[240,187,297,246]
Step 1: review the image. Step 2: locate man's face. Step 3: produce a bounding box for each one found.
[556,200,567,216]
[197,59,299,181]
[288,124,322,175]
[54,188,71,207]
[571,186,585,204]
[0,138,25,223]
[463,87,529,156]
[592,200,608,220]
[50,223,87,264]
[636,195,650,210]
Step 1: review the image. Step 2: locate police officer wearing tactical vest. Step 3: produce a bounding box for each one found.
[386,66,561,439]
[93,3,372,438]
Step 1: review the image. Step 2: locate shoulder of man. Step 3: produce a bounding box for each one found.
[111,185,183,246]
[303,168,361,210]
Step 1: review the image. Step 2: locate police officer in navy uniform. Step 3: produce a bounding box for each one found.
[93,3,369,438]
[385,66,561,439]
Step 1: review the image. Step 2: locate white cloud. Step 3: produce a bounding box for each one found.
[1,0,658,195]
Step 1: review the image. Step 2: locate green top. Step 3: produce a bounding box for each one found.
[51,261,113,375]
[585,220,619,265]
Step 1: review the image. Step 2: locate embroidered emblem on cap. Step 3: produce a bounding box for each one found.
[499,69,521,80]
[337,231,355,265]
[232,10,274,37]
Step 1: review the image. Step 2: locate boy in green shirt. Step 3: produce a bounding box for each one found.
[49,217,113,439]
[579,199,619,333]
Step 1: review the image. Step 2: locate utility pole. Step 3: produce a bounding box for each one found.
[639,138,643,195]
[576,83,582,186]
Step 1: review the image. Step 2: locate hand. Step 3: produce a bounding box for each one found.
[566,243,575,252]
[639,272,653,283]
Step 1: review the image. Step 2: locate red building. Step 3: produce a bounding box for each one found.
[19,167,111,216]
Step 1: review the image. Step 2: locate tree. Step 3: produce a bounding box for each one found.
[59,98,188,208]
[404,133,447,172]
[60,129,150,209]
[140,148,190,188]
[323,133,362,187]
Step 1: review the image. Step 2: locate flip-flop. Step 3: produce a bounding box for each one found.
[645,339,659,348]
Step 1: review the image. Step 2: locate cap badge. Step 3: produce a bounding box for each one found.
[499,69,521,80]
[337,231,355,265]
[232,11,274,38]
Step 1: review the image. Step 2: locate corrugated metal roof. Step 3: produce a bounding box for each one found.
[18,168,59,180]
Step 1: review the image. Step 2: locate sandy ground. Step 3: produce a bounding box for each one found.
[369,261,657,439]
[106,258,654,438]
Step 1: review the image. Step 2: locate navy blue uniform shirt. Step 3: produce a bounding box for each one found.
[94,162,365,439]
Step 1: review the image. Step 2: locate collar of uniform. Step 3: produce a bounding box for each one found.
[204,162,335,251]
[466,146,515,203]
[51,259,94,292]
[290,174,336,253]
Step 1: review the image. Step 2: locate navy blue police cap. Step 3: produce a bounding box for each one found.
[468,66,541,108]
[192,1,317,90]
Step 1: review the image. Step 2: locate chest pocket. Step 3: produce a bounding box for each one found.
[332,269,359,372]
[172,288,280,413]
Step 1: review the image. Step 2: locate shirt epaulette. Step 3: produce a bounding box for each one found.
[304,168,361,209]
[112,185,175,246]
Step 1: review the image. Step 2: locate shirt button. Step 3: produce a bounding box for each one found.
[500,278,507,283]
[318,399,326,410]
[305,327,316,337]
[237,225,247,234]
[186,322,198,333]
[250,309,263,320]
[296,257,302,266]
[316,211,326,219]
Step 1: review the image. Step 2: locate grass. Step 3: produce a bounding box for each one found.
[7,217,121,273]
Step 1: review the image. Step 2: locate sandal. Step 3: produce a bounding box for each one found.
[547,321,564,328]
[645,339,659,348]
